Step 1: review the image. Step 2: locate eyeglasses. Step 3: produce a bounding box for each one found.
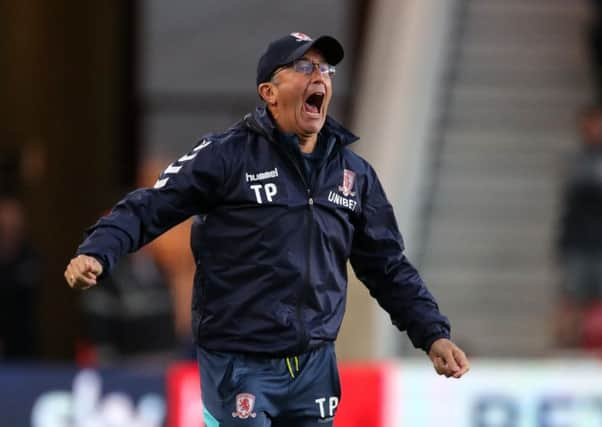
[274,59,336,79]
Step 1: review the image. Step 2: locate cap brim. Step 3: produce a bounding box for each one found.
[287,35,344,66]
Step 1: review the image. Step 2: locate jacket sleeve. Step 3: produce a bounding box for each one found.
[349,165,450,352]
[76,139,224,276]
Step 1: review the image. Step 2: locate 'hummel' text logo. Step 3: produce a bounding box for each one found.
[246,168,278,182]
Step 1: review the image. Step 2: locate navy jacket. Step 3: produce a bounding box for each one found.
[77,107,450,356]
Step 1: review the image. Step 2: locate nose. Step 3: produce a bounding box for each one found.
[310,64,327,83]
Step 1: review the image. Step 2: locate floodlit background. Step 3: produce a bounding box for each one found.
[1,0,602,426]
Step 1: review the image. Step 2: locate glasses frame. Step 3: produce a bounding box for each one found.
[272,58,336,80]
[291,59,336,77]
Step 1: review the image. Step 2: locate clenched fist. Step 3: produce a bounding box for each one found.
[428,338,470,379]
[64,254,103,290]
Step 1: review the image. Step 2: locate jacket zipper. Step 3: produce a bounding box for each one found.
[270,142,313,352]
[246,116,335,353]
[299,192,313,352]
[293,158,328,354]
[261,134,318,353]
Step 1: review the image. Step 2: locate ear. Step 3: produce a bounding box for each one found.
[258,82,278,105]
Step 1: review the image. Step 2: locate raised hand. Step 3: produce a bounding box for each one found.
[64,254,103,290]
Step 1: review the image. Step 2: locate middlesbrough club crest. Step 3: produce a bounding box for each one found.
[232,393,257,419]
[338,169,356,197]
[290,32,312,42]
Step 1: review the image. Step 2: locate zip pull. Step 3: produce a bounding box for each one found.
[308,197,314,206]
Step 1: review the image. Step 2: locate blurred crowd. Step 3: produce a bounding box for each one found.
[0,149,195,365]
[556,106,602,350]
[76,160,198,366]
[0,193,40,360]
[554,0,602,352]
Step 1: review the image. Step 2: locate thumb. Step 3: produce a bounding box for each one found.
[85,258,103,276]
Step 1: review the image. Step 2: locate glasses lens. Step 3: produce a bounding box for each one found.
[319,63,335,77]
[294,59,314,74]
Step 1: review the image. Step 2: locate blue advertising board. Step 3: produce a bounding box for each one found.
[0,364,166,427]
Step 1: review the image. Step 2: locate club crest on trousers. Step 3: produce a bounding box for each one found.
[232,393,257,419]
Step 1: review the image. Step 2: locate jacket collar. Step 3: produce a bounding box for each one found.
[244,105,359,147]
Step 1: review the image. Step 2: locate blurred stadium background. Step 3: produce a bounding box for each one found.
[2,0,602,425]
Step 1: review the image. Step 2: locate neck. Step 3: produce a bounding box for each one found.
[267,106,319,153]
[297,133,318,153]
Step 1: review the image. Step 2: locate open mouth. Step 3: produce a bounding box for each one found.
[304,92,324,115]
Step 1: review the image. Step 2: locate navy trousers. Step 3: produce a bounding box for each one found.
[197,343,341,426]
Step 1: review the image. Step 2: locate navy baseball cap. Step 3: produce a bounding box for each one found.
[256,32,344,86]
